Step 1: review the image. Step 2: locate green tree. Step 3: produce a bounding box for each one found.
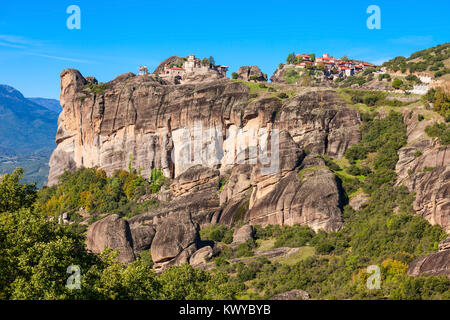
[201,57,209,66]
[0,168,36,213]
[392,78,403,89]
[0,208,101,299]
[286,52,296,64]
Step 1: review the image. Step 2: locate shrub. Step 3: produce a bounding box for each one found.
[425,122,450,145]
[277,92,289,99]
[200,224,234,244]
[392,79,403,89]
[273,225,315,248]
[84,83,109,95]
[236,239,256,257]
[344,144,368,161]
[315,242,335,255]
[236,263,256,282]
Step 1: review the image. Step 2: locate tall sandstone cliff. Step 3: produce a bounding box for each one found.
[395,108,450,233]
[49,69,364,266]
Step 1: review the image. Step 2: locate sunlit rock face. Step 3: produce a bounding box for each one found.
[395,108,450,233]
[50,68,365,267]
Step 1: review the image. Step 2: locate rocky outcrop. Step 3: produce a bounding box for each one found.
[48,69,250,185]
[171,165,219,197]
[407,238,450,278]
[218,164,253,226]
[439,237,450,251]
[232,225,254,245]
[274,91,361,158]
[49,69,359,185]
[150,216,199,271]
[395,109,450,233]
[349,192,369,211]
[245,149,344,232]
[86,214,135,263]
[189,246,214,267]
[269,65,288,83]
[269,289,310,300]
[50,68,362,268]
[236,66,267,82]
[130,225,155,253]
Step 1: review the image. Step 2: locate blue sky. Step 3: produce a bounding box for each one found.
[0,0,449,99]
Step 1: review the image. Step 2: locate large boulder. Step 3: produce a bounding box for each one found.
[130,225,156,253]
[232,225,254,245]
[236,66,267,82]
[86,214,135,263]
[407,250,450,278]
[189,246,214,267]
[150,216,199,271]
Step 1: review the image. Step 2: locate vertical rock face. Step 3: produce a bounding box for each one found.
[48,69,249,185]
[50,68,362,267]
[49,70,360,186]
[395,109,450,233]
[274,91,361,157]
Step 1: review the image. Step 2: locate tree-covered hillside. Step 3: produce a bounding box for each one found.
[382,43,450,78]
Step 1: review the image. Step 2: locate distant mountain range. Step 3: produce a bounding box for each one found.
[0,84,59,187]
[27,97,61,113]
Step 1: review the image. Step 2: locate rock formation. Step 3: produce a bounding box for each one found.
[349,192,369,211]
[395,108,450,233]
[231,225,254,245]
[269,289,310,300]
[236,66,267,82]
[50,66,363,268]
[189,246,214,267]
[150,216,199,271]
[407,237,450,278]
[86,214,135,263]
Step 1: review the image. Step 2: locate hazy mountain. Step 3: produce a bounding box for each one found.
[27,97,62,113]
[0,84,58,187]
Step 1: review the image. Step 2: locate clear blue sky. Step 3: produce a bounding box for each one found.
[0,0,449,99]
